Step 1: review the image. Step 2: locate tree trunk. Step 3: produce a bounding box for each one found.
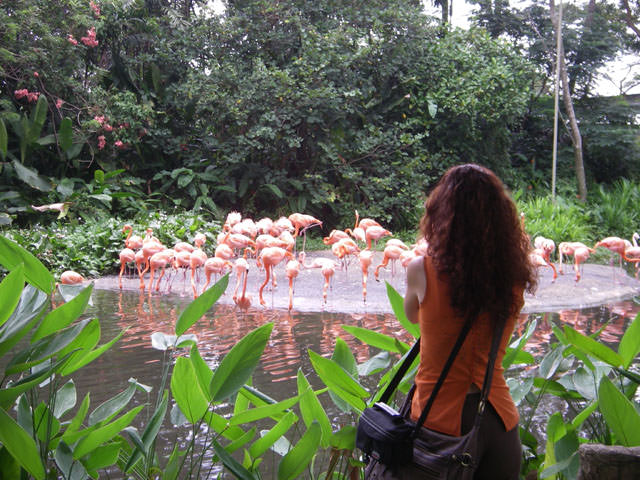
[550,0,588,201]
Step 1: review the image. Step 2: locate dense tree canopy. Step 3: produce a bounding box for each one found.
[0,0,638,229]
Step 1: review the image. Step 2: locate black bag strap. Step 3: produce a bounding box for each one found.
[378,337,422,404]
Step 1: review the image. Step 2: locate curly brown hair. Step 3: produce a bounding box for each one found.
[419,164,537,323]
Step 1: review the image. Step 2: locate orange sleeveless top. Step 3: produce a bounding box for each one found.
[410,256,521,436]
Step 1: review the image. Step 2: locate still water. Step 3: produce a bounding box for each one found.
[71,284,640,477]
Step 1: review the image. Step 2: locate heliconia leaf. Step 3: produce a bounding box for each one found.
[175,274,228,336]
[564,326,622,367]
[59,118,73,152]
[249,411,297,459]
[332,337,358,377]
[386,282,420,337]
[81,440,122,473]
[53,380,77,418]
[55,440,89,480]
[228,396,299,426]
[0,408,45,479]
[209,323,273,402]
[73,405,144,459]
[619,312,640,369]
[89,379,139,426]
[225,427,256,454]
[33,402,61,442]
[598,375,640,446]
[277,421,321,480]
[571,400,598,429]
[357,351,391,376]
[60,328,126,376]
[203,411,246,441]
[341,325,409,354]
[0,264,24,328]
[32,283,92,341]
[189,344,213,394]
[171,357,210,422]
[297,370,332,448]
[0,236,54,293]
[63,393,90,441]
[330,425,356,450]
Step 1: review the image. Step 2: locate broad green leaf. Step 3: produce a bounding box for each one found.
[297,370,332,448]
[341,325,408,353]
[386,282,420,337]
[308,350,368,412]
[357,350,391,376]
[73,405,144,459]
[0,264,24,328]
[263,183,284,198]
[507,377,533,405]
[32,283,92,341]
[330,425,356,450]
[209,323,273,402]
[203,411,246,441]
[225,427,256,454]
[564,326,622,367]
[229,396,299,425]
[249,411,297,459]
[81,441,122,472]
[55,441,88,480]
[211,438,258,480]
[572,367,599,400]
[619,312,640,368]
[125,389,168,473]
[65,142,83,159]
[539,346,565,379]
[332,337,358,377]
[171,357,209,422]
[60,328,126,376]
[94,169,104,184]
[59,118,73,152]
[176,274,228,335]
[11,160,52,192]
[571,400,598,429]
[28,94,48,143]
[543,412,566,473]
[163,445,185,480]
[33,402,61,442]
[533,378,582,400]
[0,408,45,479]
[190,344,213,394]
[277,421,321,480]
[53,380,77,418]
[0,236,54,293]
[63,393,90,440]
[0,118,7,160]
[35,134,56,146]
[598,375,640,446]
[89,379,140,426]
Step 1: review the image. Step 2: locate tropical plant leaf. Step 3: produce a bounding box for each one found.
[124,389,168,472]
[0,236,54,293]
[277,421,321,480]
[32,283,92,341]
[171,357,210,422]
[175,274,228,336]
[11,160,52,192]
[0,117,7,160]
[53,380,77,418]
[332,337,358,377]
[0,408,45,480]
[211,438,258,480]
[209,323,273,402]
[88,379,140,426]
[386,282,420,337]
[297,370,332,448]
[59,117,73,152]
[598,375,640,446]
[0,264,24,328]
[308,350,368,412]
[618,312,640,368]
[564,326,622,367]
[249,411,297,459]
[28,94,48,143]
[341,325,408,354]
[228,396,299,425]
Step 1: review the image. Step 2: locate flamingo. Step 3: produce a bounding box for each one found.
[190,248,208,298]
[323,229,350,245]
[235,260,252,311]
[298,251,339,304]
[222,233,256,251]
[148,249,175,292]
[413,238,428,256]
[594,236,629,268]
[529,250,558,282]
[122,225,143,250]
[359,250,373,302]
[171,250,192,289]
[118,248,136,289]
[331,238,360,270]
[60,270,84,285]
[355,210,382,232]
[271,216,295,236]
[385,238,409,250]
[278,231,296,253]
[232,218,258,239]
[623,233,640,277]
[374,244,405,280]
[223,211,242,231]
[256,217,274,235]
[285,259,301,310]
[558,242,594,282]
[534,236,555,263]
[232,257,250,303]
[203,257,233,292]
[258,247,294,306]
[365,225,392,250]
[138,240,165,290]
[215,243,235,261]
[289,213,322,237]
[345,226,366,245]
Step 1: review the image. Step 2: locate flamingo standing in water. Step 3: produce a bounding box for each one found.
[190,248,208,298]
[258,247,294,306]
[203,257,233,292]
[118,248,136,289]
[298,251,339,304]
[285,259,301,310]
[374,244,405,280]
[323,229,350,246]
[358,250,373,302]
[148,249,175,292]
[122,225,144,250]
[232,257,250,304]
[365,225,392,250]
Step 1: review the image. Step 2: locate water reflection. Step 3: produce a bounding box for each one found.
[73,287,639,478]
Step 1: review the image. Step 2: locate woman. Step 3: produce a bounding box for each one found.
[404,164,537,479]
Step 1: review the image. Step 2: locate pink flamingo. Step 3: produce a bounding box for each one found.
[323,229,350,245]
[232,257,250,303]
[558,242,594,282]
[529,250,558,282]
[298,251,339,304]
[359,250,373,302]
[534,236,555,263]
[271,216,295,236]
[623,233,640,277]
[285,259,301,310]
[138,240,165,290]
[232,218,258,239]
[374,244,405,280]
[355,210,382,232]
[345,226,366,245]
[203,257,232,292]
[258,247,294,306]
[148,249,175,292]
[223,211,242,231]
[122,225,143,250]
[215,243,235,261]
[365,225,392,250]
[60,270,84,285]
[171,250,192,289]
[190,248,208,298]
[256,217,274,235]
[118,248,136,289]
[594,236,628,268]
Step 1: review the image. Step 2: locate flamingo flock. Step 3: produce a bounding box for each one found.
[113,211,427,310]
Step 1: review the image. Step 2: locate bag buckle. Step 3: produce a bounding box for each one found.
[454,452,473,467]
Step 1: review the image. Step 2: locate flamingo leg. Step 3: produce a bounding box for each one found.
[119,261,126,289]
[362,269,368,302]
[155,266,166,292]
[259,265,271,306]
[288,277,294,311]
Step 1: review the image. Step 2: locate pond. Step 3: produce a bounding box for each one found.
[69,262,640,478]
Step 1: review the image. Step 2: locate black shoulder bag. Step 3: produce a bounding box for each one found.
[355,318,505,480]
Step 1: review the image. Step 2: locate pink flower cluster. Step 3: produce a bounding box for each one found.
[67,34,78,46]
[90,1,101,17]
[14,89,40,102]
[98,135,106,150]
[56,98,64,109]
[81,27,98,48]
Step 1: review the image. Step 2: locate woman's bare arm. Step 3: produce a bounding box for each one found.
[404,256,426,324]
